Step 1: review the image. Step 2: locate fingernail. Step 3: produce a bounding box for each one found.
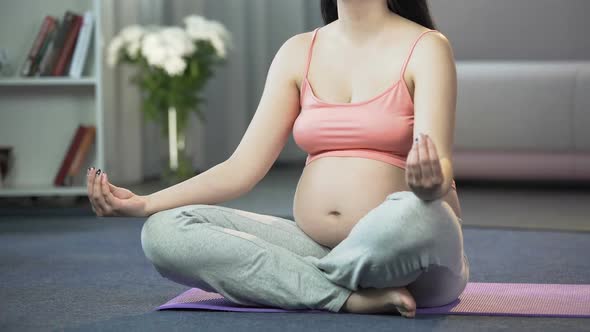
[96,169,101,176]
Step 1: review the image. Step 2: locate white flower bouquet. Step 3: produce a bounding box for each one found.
[107,15,230,132]
[107,15,231,182]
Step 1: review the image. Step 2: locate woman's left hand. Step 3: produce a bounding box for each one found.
[405,133,443,200]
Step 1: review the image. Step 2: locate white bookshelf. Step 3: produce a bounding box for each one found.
[0,0,104,197]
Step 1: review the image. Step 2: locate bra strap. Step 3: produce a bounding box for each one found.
[399,29,437,80]
[304,28,321,79]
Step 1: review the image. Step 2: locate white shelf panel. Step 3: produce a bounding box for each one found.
[0,185,88,197]
[0,77,97,86]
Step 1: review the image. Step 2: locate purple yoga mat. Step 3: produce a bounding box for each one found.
[156,282,590,318]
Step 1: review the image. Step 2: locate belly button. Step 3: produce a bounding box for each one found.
[328,211,341,216]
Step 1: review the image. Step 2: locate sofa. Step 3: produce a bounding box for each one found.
[453,61,590,180]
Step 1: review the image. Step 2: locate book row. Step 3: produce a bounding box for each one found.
[21,10,94,78]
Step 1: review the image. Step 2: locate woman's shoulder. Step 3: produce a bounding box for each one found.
[276,29,319,63]
[268,30,317,83]
[281,29,317,53]
[390,16,448,43]
[275,30,322,60]
[389,19,451,59]
[409,28,453,59]
[400,23,455,81]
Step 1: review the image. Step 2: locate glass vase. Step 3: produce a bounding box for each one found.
[162,107,195,186]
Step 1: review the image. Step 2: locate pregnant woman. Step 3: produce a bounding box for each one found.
[86,0,469,318]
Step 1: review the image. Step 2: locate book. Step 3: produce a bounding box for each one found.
[52,12,83,76]
[54,125,86,186]
[66,125,96,186]
[21,16,57,76]
[32,23,57,76]
[41,11,74,76]
[36,24,59,76]
[68,11,94,78]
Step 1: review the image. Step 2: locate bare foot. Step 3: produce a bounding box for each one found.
[386,287,416,318]
[341,286,416,318]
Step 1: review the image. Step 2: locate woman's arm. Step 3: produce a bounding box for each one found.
[145,34,307,215]
[407,31,458,200]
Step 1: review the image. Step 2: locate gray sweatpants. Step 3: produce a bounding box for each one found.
[141,190,470,312]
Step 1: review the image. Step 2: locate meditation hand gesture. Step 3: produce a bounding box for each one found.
[405,133,443,200]
[86,167,149,217]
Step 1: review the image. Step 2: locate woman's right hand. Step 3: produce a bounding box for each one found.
[87,167,150,217]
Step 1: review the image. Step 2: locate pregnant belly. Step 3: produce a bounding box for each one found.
[292,157,414,249]
[293,157,462,249]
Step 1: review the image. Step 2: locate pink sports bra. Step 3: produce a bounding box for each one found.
[293,27,457,190]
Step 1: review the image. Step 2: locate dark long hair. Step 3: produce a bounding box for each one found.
[320,0,436,29]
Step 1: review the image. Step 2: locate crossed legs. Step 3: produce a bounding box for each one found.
[141,191,469,315]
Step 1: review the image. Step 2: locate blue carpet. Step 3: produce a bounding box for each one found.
[0,215,589,331]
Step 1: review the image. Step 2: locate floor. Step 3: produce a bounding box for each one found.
[1,165,589,331]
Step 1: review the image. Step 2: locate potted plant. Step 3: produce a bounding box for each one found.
[106,15,231,184]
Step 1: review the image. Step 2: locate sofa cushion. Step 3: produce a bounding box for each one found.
[454,62,584,151]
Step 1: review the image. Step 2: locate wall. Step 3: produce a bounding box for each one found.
[429,0,590,60]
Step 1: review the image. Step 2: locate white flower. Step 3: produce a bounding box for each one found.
[119,25,145,44]
[208,20,231,44]
[184,15,231,58]
[107,25,148,65]
[163,56,187,76]
[106,35,124,67]
[184,15,209,40]
[141,32,168,67]
[159,27,195,57]
[126,41,141,59]
[140,27,193,75]
[209,34,226,58]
